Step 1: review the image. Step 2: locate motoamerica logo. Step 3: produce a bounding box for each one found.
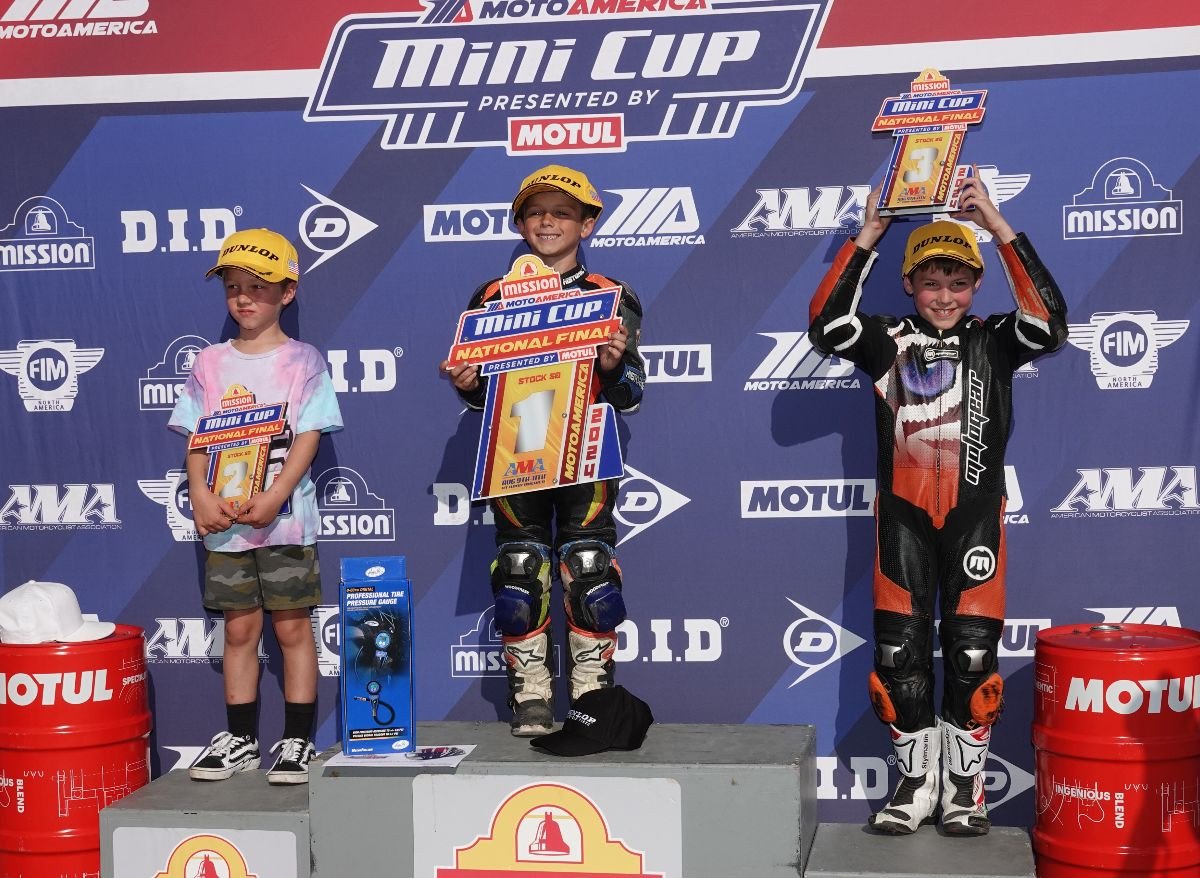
[745,332,860,391]
[305,0,831,153]
[0,0,158,40]
[425,188,703,246]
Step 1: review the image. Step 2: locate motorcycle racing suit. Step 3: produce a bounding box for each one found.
[808,232,1068,832]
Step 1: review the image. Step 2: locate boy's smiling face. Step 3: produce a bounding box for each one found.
[514,191,595,272]
[903,262,981,331]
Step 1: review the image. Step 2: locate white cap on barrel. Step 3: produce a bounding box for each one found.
[0,581,115,644]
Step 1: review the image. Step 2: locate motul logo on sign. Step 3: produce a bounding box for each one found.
[0,669,113,705]
[1065,675,1200,714]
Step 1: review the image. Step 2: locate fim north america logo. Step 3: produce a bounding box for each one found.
[1067,311,1188,390]
[0,196,95,271]
[138,469,197,542]
[305,0,832,153]
[0,339,103,412]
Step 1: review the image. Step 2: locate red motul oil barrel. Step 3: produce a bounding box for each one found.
[1033,623,1200,877]
[0,625,150,878]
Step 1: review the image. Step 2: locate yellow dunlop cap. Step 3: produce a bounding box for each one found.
[206,228,299,283]
[512,164,604,218]
[901,220,984,277]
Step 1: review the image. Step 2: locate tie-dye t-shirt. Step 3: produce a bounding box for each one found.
[168,339,343,552]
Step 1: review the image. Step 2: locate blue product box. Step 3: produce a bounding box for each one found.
[339,556,415,755]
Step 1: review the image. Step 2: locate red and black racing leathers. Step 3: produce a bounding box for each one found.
[807,233,1068,732]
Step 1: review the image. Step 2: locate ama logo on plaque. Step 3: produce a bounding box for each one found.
[305,0,831,153]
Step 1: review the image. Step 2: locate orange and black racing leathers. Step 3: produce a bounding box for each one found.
[807,234,1068,733]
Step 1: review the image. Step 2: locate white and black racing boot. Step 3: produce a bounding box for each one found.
[503,621,554,737]
[868,723,941,834]
[940,721,992,835]
[566,622,617,704]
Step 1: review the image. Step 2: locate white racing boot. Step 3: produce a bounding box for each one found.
[868,722,941,834]
[503,622,554,737]
[940,721,992,835]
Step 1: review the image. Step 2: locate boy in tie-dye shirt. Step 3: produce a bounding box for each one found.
[169,228,342,785]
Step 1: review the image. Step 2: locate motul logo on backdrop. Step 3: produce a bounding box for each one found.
[1065,675,1200,715]
[0,670,113,705]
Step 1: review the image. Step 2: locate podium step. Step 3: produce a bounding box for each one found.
[100,721,816,877]
[100,768,310,877]
[312,720,816,877]
[804,821,1036,878]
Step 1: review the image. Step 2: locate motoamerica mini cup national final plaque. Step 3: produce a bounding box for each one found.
[872,68,988,216]
[446,254,625,501]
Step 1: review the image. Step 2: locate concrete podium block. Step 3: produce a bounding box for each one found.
[100,768,310,878]
[804,821,1036,878]
[310,720,816,878]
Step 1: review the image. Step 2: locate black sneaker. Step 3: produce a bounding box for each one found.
[510,696,553,737]
[189,732,260,781]
[266,737,316,785]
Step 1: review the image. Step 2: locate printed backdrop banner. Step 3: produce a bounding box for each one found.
[1,0,1198,826]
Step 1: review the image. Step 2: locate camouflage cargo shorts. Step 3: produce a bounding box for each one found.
[204,544,322,612]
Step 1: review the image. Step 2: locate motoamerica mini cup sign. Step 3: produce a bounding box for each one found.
[305,0,832,153]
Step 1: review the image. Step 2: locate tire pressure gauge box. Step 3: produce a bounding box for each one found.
[339,556,415,755]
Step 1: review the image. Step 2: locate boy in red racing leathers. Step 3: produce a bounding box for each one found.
[808,175,1067,834]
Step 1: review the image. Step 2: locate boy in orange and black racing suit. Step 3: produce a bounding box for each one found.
[808,175,1067,835]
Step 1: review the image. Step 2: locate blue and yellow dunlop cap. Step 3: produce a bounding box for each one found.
[206,228,300,284]
[512,164,604,218]
[901,220,984,277]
